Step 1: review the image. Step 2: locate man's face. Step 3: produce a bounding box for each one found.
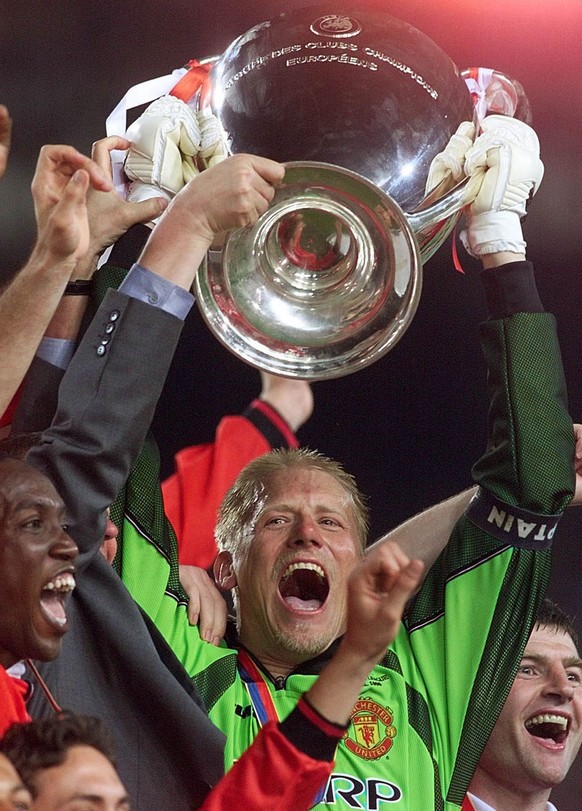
[99,509,119,565]
[0,752,31,811]
[232,467,363,671]
[477,625,582,799]
[0,460,78,668]
[30,745,129,811]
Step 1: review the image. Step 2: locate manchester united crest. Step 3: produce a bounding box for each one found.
[344,699,397,760]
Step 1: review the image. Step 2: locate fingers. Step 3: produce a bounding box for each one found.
[171,153,285,240]
[91,135,131,174]
[378,558,425,608]
[34,144,113,193]
[250,154,286,189]
[344,543,424,661]
[40,169,91,262]
[425,120,475,193]
[247,155,286,212]
[124,196,169,228]
[229,154,285,223]
[198,587,228,645]
[179,565,227,645]
[0,104,12,179]
[365,542,424,599]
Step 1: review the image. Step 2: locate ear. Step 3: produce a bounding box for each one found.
[214,550,237,591]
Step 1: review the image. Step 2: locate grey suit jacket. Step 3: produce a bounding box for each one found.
[18,289,225,811]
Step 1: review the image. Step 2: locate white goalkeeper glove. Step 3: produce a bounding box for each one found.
[460,114,544,257]
[425,121,476,195]
[124,96,202,201]
[196,107,228,170]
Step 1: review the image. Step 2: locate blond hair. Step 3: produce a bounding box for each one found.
[215,447,369,564]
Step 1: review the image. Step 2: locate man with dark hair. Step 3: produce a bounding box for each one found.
[0,750,31,811]
[465,598,582,811]
[1,713,129,811]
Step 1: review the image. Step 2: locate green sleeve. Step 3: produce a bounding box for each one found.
[399,312,574,806]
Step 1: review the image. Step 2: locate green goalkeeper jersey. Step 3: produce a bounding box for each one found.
[118,313,574,810]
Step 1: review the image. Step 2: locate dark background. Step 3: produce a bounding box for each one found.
[2,0,581,804]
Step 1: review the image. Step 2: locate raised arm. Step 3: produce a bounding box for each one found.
[402,115,575,806]
[0,143,112,416]
[23,153,284,557]
[44,135,169,343]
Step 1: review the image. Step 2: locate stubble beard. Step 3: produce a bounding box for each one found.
[271,619,336,662]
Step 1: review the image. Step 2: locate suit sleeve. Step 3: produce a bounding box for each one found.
[25,289,185,566]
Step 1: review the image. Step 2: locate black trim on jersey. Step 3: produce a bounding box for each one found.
[466,487,558,550]
[242,404,292,448]
[280,702,341,762]
[480,261,543,319]
[191,652,239,714]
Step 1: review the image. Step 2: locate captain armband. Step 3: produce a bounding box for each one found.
[465,487,561,550]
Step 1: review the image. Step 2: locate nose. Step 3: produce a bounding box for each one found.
[104,516,119,541]
[543,664,575,702]
[288,515,323,548]
[52,529,79,562]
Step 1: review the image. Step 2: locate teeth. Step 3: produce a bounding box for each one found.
[44,574,76,593]
[526,714,568,730]
[284,562,325,579]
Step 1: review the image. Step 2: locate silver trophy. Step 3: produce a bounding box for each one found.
[189,6,477,379]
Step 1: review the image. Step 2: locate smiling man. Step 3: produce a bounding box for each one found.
[0,750,32,811]
[1,713,129,811]
[213,459,369,674]
[0,459,78,736]
[466,599,582,811]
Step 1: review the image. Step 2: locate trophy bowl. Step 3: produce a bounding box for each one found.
[192,4,476,379]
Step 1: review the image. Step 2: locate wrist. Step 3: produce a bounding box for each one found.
[480,251,526,269]
[20,244,75,290]
[72,251,100,281]
[460,210,526,259]
[259,378,314,432]
[139,209,213,289]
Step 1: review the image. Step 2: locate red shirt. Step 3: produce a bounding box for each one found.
[0,666,31,737]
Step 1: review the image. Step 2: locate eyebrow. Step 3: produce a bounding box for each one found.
[67,793,130,805]
[14,497,64,514]
[522,653,582,669]
[263,501,349,515]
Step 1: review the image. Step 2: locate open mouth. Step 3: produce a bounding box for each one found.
[525,713,569,745]
[40,574,76,629]
[278,562,330,612]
